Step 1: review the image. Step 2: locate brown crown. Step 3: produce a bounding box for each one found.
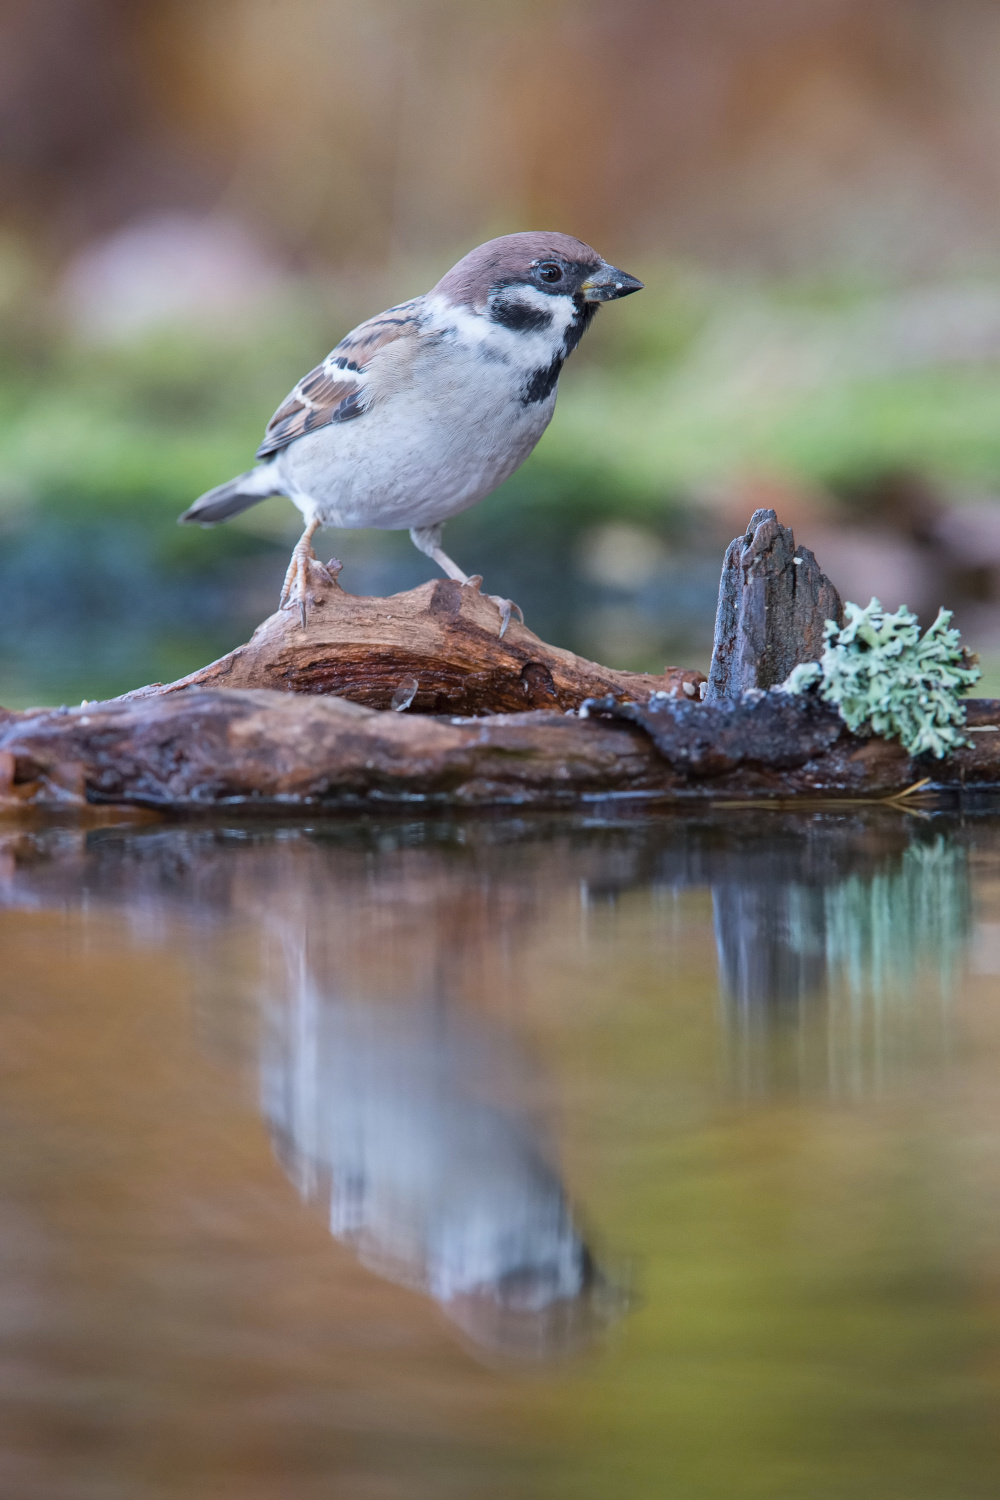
[434,232,602,310]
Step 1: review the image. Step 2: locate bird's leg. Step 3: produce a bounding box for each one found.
[409,523,469,582]
[280,516,323,629]
[409,525,524,640]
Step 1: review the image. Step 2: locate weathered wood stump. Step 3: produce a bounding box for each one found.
[707,508,843,698]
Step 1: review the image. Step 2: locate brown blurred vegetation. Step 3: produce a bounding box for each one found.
[8,0,1000,272]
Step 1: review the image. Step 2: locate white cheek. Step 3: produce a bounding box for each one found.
[421,291,573,374]
[490,285,577,332]
[546,294,581,341]
[504,285,559,318]
[500,288,563,324]
[424,296,486,342]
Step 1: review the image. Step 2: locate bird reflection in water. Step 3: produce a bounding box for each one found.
[260,963,618,1361]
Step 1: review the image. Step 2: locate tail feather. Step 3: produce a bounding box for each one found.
[179,467,283,526]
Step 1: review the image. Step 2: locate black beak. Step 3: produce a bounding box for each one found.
[580,262,644,302]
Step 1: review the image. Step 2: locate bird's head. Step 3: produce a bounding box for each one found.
[433,231,642,347]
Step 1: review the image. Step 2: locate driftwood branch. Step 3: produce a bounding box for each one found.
[132,564,706,715]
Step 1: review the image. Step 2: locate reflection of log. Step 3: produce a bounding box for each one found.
[131,568,706,715]
[707,508,843,698]
[2,686,1000,812]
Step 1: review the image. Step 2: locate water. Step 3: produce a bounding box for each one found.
[1,806,999,1498]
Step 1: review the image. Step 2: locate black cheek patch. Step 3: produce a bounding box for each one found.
[522,356,563,405]
[562,299,599,356]
[491,300,554,334]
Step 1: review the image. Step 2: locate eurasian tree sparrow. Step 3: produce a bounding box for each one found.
[179,232,642,635]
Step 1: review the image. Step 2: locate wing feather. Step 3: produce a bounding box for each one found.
[255,299,423,460]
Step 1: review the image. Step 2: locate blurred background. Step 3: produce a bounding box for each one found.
[5,0,1000,705]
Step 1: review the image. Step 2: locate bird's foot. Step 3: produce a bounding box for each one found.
[488,594,524,640]
[459,574,523,638]
[280,541,341,629]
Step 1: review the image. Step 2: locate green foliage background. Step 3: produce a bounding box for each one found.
[3,241,1000,702]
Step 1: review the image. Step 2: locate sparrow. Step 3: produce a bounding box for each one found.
[179,231,642,635]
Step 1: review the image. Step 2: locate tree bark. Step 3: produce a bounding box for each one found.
[2,686,999,813]
[707,508,844,698]
[129,563,706,715]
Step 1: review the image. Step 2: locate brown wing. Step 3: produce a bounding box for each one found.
[330,300,423,367]
[255,299,423,460]
[255,366,364,459]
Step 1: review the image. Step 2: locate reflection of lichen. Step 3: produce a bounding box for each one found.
[717,830,974,1099]
[785,598,980,757]
[803,837,972,1002]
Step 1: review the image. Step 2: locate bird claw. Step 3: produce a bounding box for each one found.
[459,574,522,636]
[488,594,524,639]
[280,536,329,629]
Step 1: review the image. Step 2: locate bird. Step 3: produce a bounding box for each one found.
[178,231,643,636]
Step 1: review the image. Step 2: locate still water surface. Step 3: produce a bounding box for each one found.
[1,807,1000,1497]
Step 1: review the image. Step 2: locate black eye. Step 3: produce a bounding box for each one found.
[537,261,563,283]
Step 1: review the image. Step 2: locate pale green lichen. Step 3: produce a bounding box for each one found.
[783,598,980,758]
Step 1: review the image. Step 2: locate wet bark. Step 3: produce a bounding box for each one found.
[707,508,844,698]
[2,687,999,813]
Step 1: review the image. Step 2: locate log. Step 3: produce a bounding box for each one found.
[2,512,997,814]
[130,561,706,715]
[707,508,844,698]
[2,686,1000,813]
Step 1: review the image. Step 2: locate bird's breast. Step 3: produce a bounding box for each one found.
[276,330,559,529]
